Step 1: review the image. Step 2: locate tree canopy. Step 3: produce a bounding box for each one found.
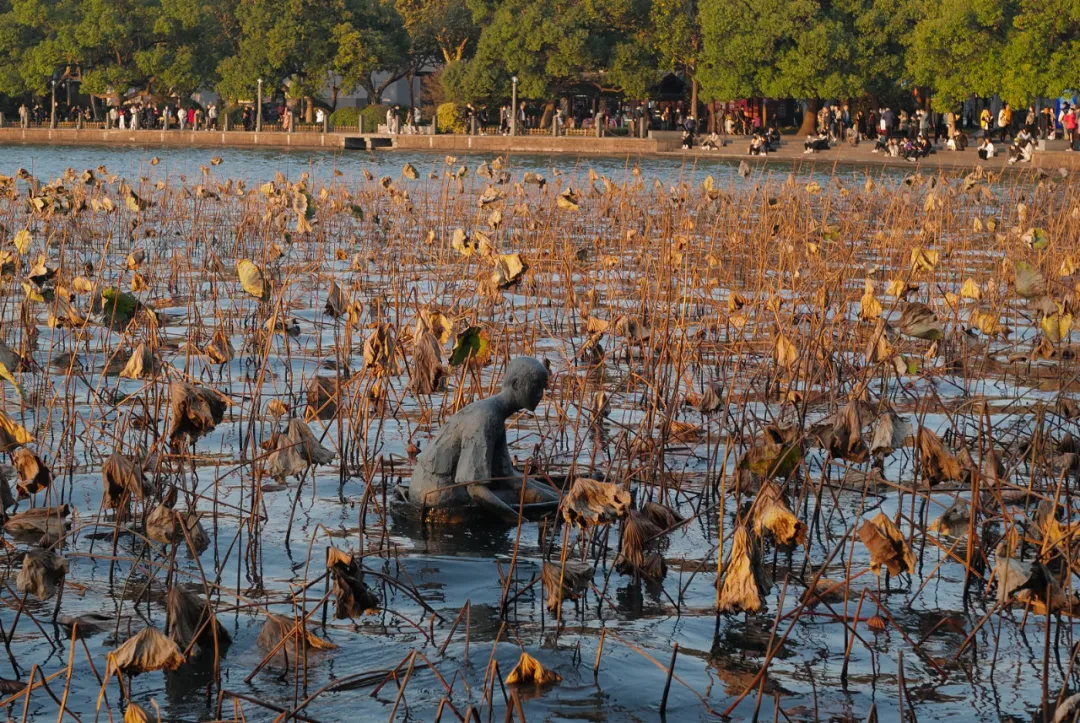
[1,0,1079,110]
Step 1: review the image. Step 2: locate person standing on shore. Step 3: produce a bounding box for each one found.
[386,106,396,134]
[18,103,27,128]
[208,103,217,130]
[1063,105,1077,150]
[1039,105,1052,139]
[979,106,992,137]
[997,103,1011,142]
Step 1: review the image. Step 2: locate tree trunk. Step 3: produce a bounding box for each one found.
[304,95,313,123]
[540,101,555,129]
[690,76,699,131]
[331,84,338,111]
[797,99,819,136]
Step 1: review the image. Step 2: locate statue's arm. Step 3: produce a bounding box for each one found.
[457,430,519,521]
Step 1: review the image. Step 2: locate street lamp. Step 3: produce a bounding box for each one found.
[256,78,263,133]
[511,76,518,137]
[50,80,56,128]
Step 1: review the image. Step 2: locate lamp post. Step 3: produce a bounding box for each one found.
[511,76,518,137]
[256,78,263,133]
[50,80,56,128]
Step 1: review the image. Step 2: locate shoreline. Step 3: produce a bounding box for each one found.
[0,126,1073,173]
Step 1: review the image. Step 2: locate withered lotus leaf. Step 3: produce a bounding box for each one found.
[717,526,771,614]
[13,447,50,497]
[102,452,154,509]
[16,547,67,600]
[108,627,185,675]
[167,381,227,448]
[327,546,379,618]
[541,560,594,612]
[917,427,962,485]
[167,585,230,654]
[751,481,806,546]
[505,652,561,686]
[858,513,915,576]
[256,614,336,658]
[561,478,631,528]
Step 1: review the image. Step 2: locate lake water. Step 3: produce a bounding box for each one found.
[0,143,1065,723]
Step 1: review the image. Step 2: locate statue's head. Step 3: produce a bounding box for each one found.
[500,357,548,412]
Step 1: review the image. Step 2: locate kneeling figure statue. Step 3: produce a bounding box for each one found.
[408,357,561,521]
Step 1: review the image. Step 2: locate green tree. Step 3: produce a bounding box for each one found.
[906,0,1006,110]
[215,0,338,106]
[332,0,411,103]
[396,0,477,64]
[445,0,651,103]
[699,0,911,131]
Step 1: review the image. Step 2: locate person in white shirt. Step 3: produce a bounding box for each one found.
[977,137,995,160]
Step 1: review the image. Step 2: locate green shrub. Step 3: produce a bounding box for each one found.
[328,106,360,129]
[436,102,465,134]
[360,104,389,132]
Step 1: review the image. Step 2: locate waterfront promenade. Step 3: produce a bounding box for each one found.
[1,125,1079,171]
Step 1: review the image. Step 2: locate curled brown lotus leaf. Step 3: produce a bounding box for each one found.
[325,279,349,318]
[750,481,806,547]
[928,500,970,538]
[541,560,593,612]
[640,552,668,580]
[362,323,398,375]
[108,626,185,675]
[13,447,50,497]
[1005,560,1078,615]
[4,504,70,543]
[205,327,234,364]
[0,469,13,511]
[698,381,724,414]
[266,419,335,479]
[615,510,665,577]
[124,703,150,723]
[917,427,962,485]
[102,453,154,509]
[1036,500,1080,554]
[16,547,67,600]
[858,513,916,576]
[410,325,445,394]
[145,505,209,554]
[869,410,911,458]
[167,585,230,654]
[304,375,340,421]
[717,526,771,614]
[327,546,379,618]
[993,556,1032,605]
[505,651,561,686]
[640,501,683,530]
[612,314,650,343]
[119,342,157,379]
[561,478,631,528]
[257,613,336,658]
[167,381,227,448]
[800,577,847,607]
[810,399,872,462]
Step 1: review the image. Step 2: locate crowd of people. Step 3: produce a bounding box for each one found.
[14,101,227,130]
[7,92,1078,164]
[782,101,1080,162]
